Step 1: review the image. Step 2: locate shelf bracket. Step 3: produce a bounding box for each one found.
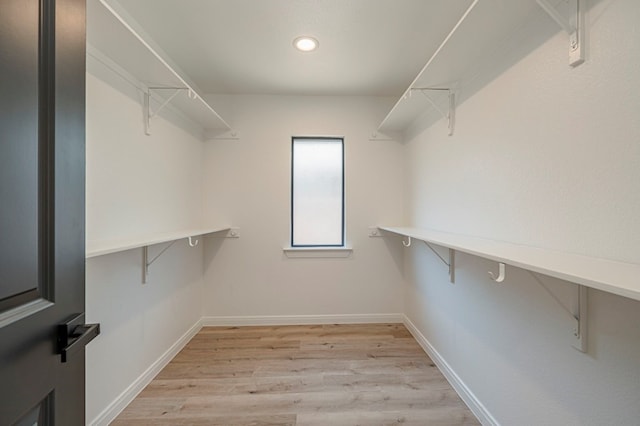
[142,240,176,283]
[536,0,585,67]
[141,235,203,283]
[412,88,456,136]
[144,86,192,135]
[423,242,455,284]
[527,271,588,352]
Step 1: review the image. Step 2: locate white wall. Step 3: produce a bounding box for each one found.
[85,60,205,243]
[201,95,406,319]
[403,0,640,424]
[85,62,206,423]
[84,1,640,423]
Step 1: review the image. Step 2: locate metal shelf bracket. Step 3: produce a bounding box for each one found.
[536,0,585,67]
[141,235,202,283]
[142,241,176,283]
[370,227,455,283]
[144,86,192,135]
[527,271,588,352]
[411,88,456,136]
[423,241,456,283]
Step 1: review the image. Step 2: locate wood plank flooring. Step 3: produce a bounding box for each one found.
[112,324,479,425]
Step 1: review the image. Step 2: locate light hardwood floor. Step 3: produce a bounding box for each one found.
[113,324,479,425]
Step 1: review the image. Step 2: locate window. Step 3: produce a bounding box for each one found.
[291,137,344,247]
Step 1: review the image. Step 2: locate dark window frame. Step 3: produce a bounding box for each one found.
[291,136,345,248]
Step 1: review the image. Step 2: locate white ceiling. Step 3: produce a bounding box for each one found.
[109,0,474,96]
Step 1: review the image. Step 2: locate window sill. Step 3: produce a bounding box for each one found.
[283,246,353,258]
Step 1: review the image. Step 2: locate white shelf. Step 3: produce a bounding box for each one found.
[86,226,231,258]
[86,0,231,134]
[379,226,640,303]
[378,0,541,134]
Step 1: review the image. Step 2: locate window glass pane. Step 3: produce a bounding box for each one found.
[292,138,343,246]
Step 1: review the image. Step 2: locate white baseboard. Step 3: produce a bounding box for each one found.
[89,318,203,426]
[402,315,499,426]
[201,313,404,327]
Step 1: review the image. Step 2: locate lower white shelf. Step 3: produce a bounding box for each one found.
[379,226,640,303]
[86,226,232,258]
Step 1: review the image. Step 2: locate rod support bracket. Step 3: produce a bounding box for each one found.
[488,262,506,283]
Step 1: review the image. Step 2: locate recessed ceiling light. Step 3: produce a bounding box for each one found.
[293,36,319,52]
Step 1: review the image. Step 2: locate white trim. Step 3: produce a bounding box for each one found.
[89,318,203,426]
[202,313,403,327]
[402,315,498,426]
[283,246,353,258]
[0,299,53,329]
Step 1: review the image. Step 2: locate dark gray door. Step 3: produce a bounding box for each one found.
[0,0,94,424]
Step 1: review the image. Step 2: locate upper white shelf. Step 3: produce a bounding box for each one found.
[379,226,640,303]
[86,226,232,258]
[87,0,231,134]
[378,0,541,134]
